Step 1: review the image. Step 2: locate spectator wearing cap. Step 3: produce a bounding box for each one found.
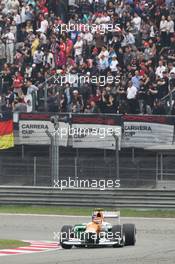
[144,41,152,61]
[71,90,83,113]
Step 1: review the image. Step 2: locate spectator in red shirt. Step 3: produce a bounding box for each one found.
[13,71,23,95]
[37,0,48,15]
[57,38,66,67]
[66,37,73,57]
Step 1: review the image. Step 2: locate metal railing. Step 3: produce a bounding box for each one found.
[0,186,175,209]
[0,155,157,188]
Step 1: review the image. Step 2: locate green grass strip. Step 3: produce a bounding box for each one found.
[0,240,30,249]
[0,205,174,218]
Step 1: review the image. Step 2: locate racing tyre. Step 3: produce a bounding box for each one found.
[60,225,73,249]
[74,245,85,248]
[123,224,136,246]
[111,225,123,247]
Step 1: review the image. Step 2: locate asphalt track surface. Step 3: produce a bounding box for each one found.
[0,214,175,264]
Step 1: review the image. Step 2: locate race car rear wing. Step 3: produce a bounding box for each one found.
[93,210,120,219]
[103,211,120,218]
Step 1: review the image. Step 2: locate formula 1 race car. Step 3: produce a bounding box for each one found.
[59,209,136,249]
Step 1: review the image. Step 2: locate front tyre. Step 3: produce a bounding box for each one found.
[60,225,73,249]
[123,224,136,246]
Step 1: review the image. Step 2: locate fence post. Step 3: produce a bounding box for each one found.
[33,156,37,186]
[113,133,120,179]
[44,81,48,111]
[75,156,78,180]
[132,148,135,163]
[160,152,163,181]
[156,152,159,185]
[21,144,24,160]
[104,149,107,161]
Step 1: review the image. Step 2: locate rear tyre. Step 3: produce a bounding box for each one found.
[123,224,136,246]
[74,245,85,248]
[60,225,73,249]
[111,225,123,247]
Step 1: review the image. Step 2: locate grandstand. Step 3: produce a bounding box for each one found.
[0,0,175,190]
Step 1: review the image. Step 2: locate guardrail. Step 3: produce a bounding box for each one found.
[0,186,175,209]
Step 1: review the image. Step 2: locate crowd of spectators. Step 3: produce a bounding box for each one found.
[0,0,175,115]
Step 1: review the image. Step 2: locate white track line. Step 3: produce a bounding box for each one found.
[0,213,174,220]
